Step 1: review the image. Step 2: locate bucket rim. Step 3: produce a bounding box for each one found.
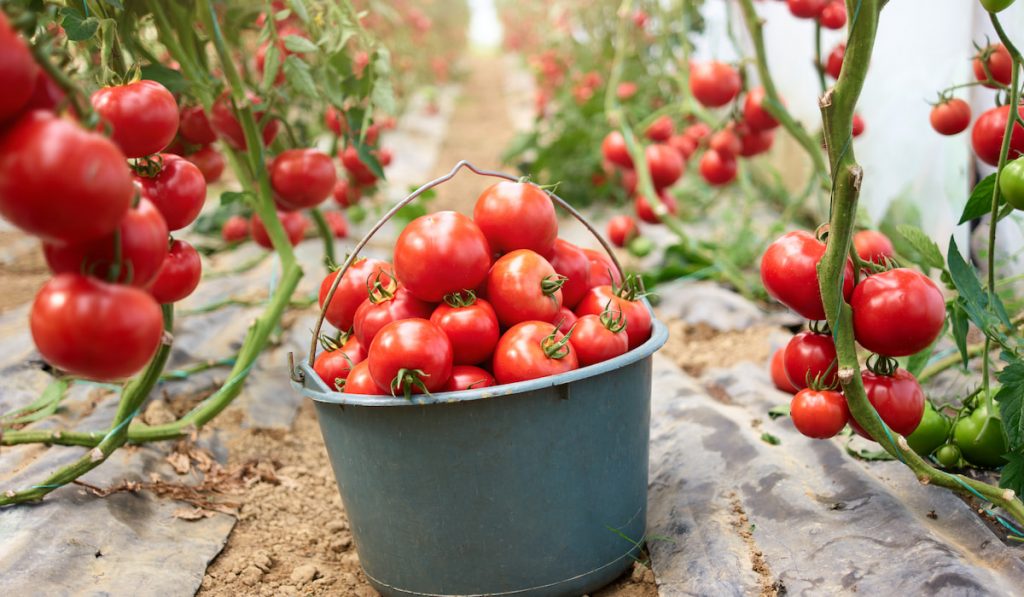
[294,314,668,407]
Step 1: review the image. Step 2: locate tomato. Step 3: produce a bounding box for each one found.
[430,294,500,365]
[742,87,779,131]
[548,239,592,309]
[668,134,698,161]
[487,250,563,327]
[43,197,169,288]
[375,147,393,168]
[1000,157,1024,210]
[332,178,361,208]
[178,105,217,145]
[575,283,651,349]
[30,273,164,381]
[818,1,846,29]
[602,131,633,169]
[442,365,496,392]
[972,105,1024,166]
[493,321,579,384]
[698,149,737,186]
[584,248,623,287]
[554,306,577,334]
[973,43,1013,88]
[953,406,1008,468]
[738,126,775,157]
[270,149,337,211]
[929,99,971,136]
[851,368,925,440]
[787,0,825,18]
[851,113,865,137]
[683,122,712,142]
[91,80,178,158]
[935,444,962,468]
[185,146,226,183]
[0,13,38,122]
[314,349,356,391]
[634,189,679,223]
[325,106,347,136]
[783,331,838,390]
[211,92,279,150]
[342,360,383,395]
[367,319,453,396]
[760,231,855,321]
[24,70,68,114]
[251,210,309,249]
[709,129,742,158]
[607,215,639,248]
[353,286,434,347]
[689,61,741,108]
[616,82,638,100]
[474,181,559,255]
[324,210,348,239]
[646,143,684,189]
[394,211,492,302]
[790,389,848,438]
[825,43,845,79]
[319,258,394,331]
[851,268,944,357]
[339,146,378,186]
[0,111,133,244]
[149,239,202,304]
[255,41,287,85]
[645,116,674,142]
[770,348,798,394]
[221,215,249,242]
[853,230,894,264]
[137,154,207,231]
[570,311,629,366]
[906,401,950,458]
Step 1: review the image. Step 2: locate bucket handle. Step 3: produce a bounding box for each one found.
[306,160,626,368]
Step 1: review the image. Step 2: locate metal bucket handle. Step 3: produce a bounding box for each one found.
[305,160,627,368]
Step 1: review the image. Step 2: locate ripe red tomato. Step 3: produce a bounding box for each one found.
[770,348,798,394]
[342,360,382,395]
[575,284,651,349]
[339,146,378,186]
[668,134,698,160]
[30,273,164,381]
[602,131,633,169]
[314,349,357,391]
[320,258,394,331]
[149,239,202,304]
[619,168,638,195]
[325,106,347,136]
[0,111,134,244]
[645,116,674,142]
[647,143,684,188]
[783,331,838,390]
[634,189,679,224]
[211,92,279,150]
[394,211,492,302]
[825,43,845,79]
[0,13,38,122]
[761,231,855,321]
[91,80,178,158]
[852,113,865,137]
[683,122,712,142]
[570,312,629,366]
[430,294,500,365]
[929,99,971,136]
[442,365,496,392]
[972,104,1024,166]
[185,146,226,183]
[368,318,453,395]
[324,211,348,239]
[709,129,742,158]
[698,149,737,186]
[270,149,337,210]
[548,239,592,309]
[43,197,169,288]
[787,0,826,18]
[375,147,393,167]
[23,70,68,114]
[850,268,945,357]
[178,105,217,145]
[251,211,309,249]
[616,82,638,100]
[743,87,780,131]
[690,61,741,108]
[584,248,623,287]
[353,286,434,347]
[818,1,846,28]
[222,215,249,242]
[474,181,558,255]
[137,154,207,231]
[791,389,849,438]
[853,230,894,264]
[487,249,563,327]
[738,126,775,157]
[493,321,579,384]
[973,43,1013,88]
[332,178,361,208]
[607,215,639,248]
[554,306,577,334]
[852,368,925,439]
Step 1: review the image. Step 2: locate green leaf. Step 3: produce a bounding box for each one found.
[767,404,790,419]
[100,0,124,9]
[289,0,310,23]
[947,238,1013,337]
[948,302,970,368]
[996,360,1024,451]
[760,432,780,445]
[959,173,997,224]
[355,141,385,179]
[283,35,318,54]
[260,45,280,91]
[141,64,189,95]
[283,55,317,98]
[896,224,944,271]
[60,8,100,41]
[221,191,251,206]
[998,451,1024,498]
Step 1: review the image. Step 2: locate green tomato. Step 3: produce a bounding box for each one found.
[980,0,1016,12]
[953,406,1008,468]
[628,235,654,258]
[999,158,1024,210]
[935,444,962,468]
[907,402,950,457]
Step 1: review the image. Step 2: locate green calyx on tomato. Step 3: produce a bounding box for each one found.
[442,289,478,308]
[953,405,1008,469]
[906,401,950,457]
[541,326,574,360]
[541,274,568,297]
[599,304,628,334]
[999,157,1024,210]
[980,0,1016,12]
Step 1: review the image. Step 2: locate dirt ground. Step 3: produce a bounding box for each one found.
[0,231,48,313]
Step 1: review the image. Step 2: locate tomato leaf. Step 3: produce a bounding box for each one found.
[289,0,310,23]
[370,49,396,116]
[354,141,385,179]
[220,191,251,206]
[760,432,780,445]
[895,224,944,271]
[946,238,1014,347]
[947,302,970,368]
[959,173,997,225]
[998,452,1024,499]
[996,360,1024,451]
[260,45,281,91]
[60,8,100,41]
[140,64,189,95]
[283,34,318,54]
[283,55,317,98]
[767,404,790,419]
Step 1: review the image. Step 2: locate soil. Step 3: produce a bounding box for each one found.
[660,319,782,377]
[0,231,48,313]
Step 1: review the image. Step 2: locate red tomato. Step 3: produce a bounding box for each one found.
[342,360,382,395]
[620,169,638,195]
[738,126,775,157]
[222,215,249,242]
[368,319,453,395]
[43,197,169,287]
[699,149,737,186]
[487,249,564,327]
[474,181,559,255]
[570,311,629,366]
[0,111,133,244]
[493,321,579,384]
[23,70,68,114]
[0,13,38,122]
[852,113,865,137]
[211,92,279,150]
[340,334,368,363]
[339,146,378,186]
[251,211,309,249]
[851,369,925,439]
[430,294,501,365]
[668,134,697,160]
[709,129,742,158]
[973,43,1013,88]
[683,122,712,142]
[689,61,741,108]
[584,248,623,287]
[178,105,217,145]
[645,116,674,142]
[332,178,361,208]
[602,131,633,168]
[787,0,826,18]
[554,306,577,334]
[575,284,651,349]
[324,211,348,239]
[818,1,846,29]
[325,106,347,136]
[743,87,780,131]
[149,239,201,304]
[30,273,164,381]
[616,82,638,100]
[394,211,492,302]
[137,154,207,231]
[825,43,845,79]
[353,286,434,347]
[761,231,855,321]
[929,99,971,136]
[791,389,849,439]
[971,104,1024,166]
[770,348,798,394]
[314,349,356,391]
[783,331,838,390]
[634,189,679,224]
[91,80,178,158]
[319,258,394,331]
[442,365,496,392]
[853,230,894,264]
[548,239,592,309]
[646,143,684,188]
[270,149,337,210]
[607,215,639,248]
[850,268,945,357]
[375,147,393,167]
[185,146,226,183]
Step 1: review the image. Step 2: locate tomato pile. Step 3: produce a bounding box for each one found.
[313,180,653,397]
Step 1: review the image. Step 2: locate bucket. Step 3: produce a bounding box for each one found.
[291,161,668,596]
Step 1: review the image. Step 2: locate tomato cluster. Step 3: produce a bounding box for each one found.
[314,181,653,397]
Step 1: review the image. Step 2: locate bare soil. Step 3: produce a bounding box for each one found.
[0,231,48,313]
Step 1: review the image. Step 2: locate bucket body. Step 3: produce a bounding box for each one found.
[297,318,667,596]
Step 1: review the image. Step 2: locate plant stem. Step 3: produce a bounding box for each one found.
[309,207,337,268]
[917,345,987,384]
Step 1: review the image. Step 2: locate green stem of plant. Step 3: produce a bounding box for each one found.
[917,344,988,384]
[309,207,337,268]
[814,20,827,94]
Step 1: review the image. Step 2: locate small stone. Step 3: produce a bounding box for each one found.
[338,572,358,587]
[290,564,319,585]
[239,566,264,586]
[325,520,349,533]
[630,563,646,582]
[252,551,273,573]
[340,552,360,566]
[143,399,177,425]
[642,568,656,583]
[354,586,378,597]
[330,536,352,552]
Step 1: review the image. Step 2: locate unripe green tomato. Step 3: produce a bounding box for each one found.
[999,158,1024,210]
[347,204,368,224]
[953,406,1008,468]
[907,402,950,457]
[980,0,1016,12]
[935,444,961,468]
[628,235,654,258]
